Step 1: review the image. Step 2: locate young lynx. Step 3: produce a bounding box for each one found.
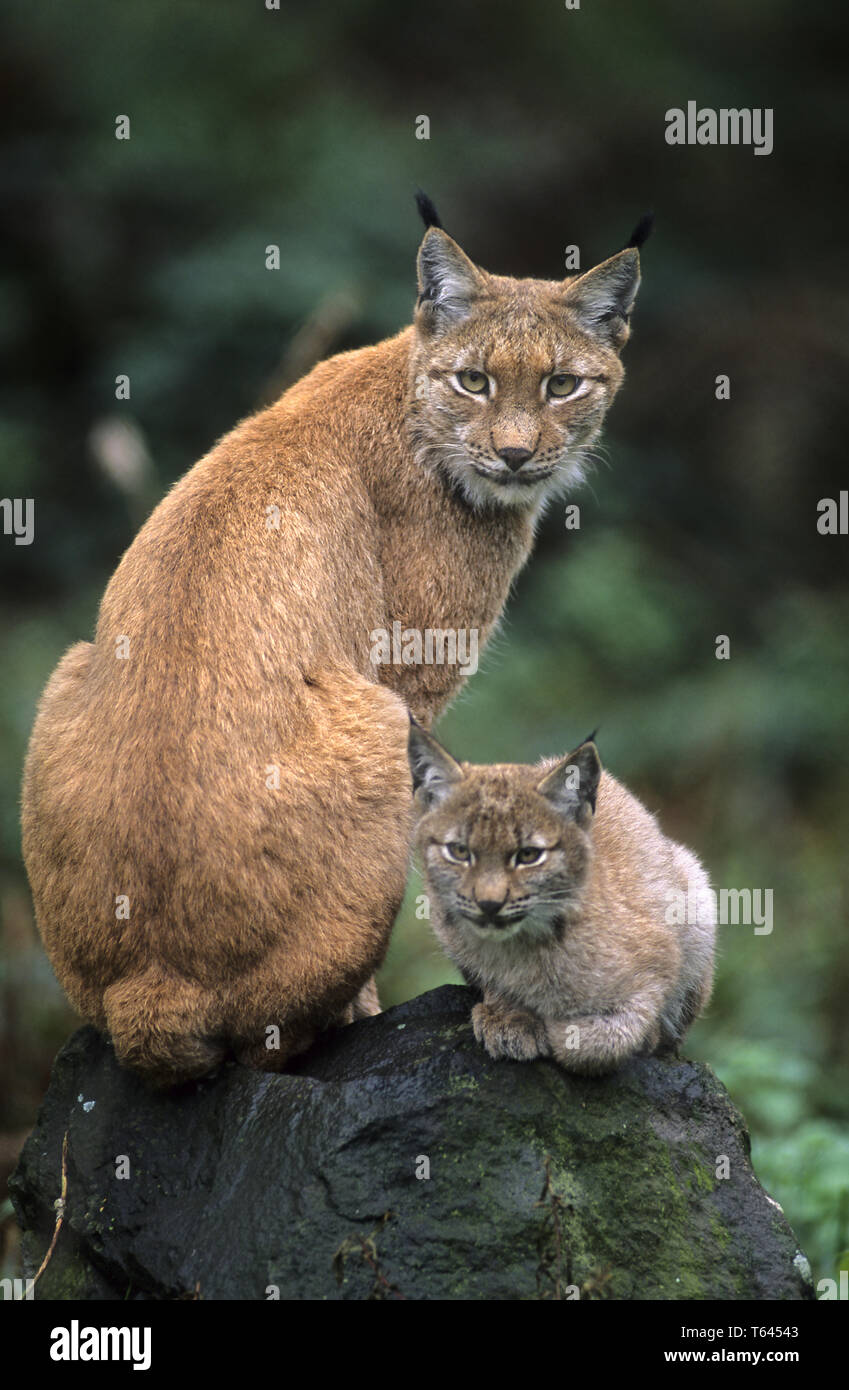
[408,720,715,1074]
[22,195,648,1086]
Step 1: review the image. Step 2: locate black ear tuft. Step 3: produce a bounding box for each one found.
[622,211,654,251]
[415,189,443,231]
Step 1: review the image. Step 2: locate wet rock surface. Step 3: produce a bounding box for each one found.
[10,985,813,1300]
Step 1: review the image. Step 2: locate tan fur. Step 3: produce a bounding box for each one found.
[409,725,715,1074]
[21,222,641,1086]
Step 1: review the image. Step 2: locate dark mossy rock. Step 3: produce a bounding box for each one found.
[10,985,813,1301]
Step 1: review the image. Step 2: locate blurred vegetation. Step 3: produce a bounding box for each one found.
[1,0,847,1291]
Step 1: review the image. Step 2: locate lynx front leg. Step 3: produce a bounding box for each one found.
[472,994,552,1062]
[227,669,410,1074]
[330,976,382,1027]
[352,975,382,1018]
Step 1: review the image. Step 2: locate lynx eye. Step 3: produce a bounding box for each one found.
[444,841,472,864]
[457,369,490,395]
[514,846,546,866]
[547,373,580,399]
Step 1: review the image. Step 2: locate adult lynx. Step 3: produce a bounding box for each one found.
[408,720,715,1073]
[22,197,647,1085]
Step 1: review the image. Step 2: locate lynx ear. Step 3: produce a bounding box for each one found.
[407,715,464,809]
[536,741,601,823]
[416,228,484,332]
[562,249,641,349]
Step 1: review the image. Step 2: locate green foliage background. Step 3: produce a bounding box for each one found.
[1,0,847,1288]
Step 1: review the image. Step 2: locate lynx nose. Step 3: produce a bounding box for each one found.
[476,896,508,920]
[497,446,533,471]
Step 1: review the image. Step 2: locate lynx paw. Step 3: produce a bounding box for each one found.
[352,977,382,1019]
[330,978,382,1028]
[472,1002,551,1062]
